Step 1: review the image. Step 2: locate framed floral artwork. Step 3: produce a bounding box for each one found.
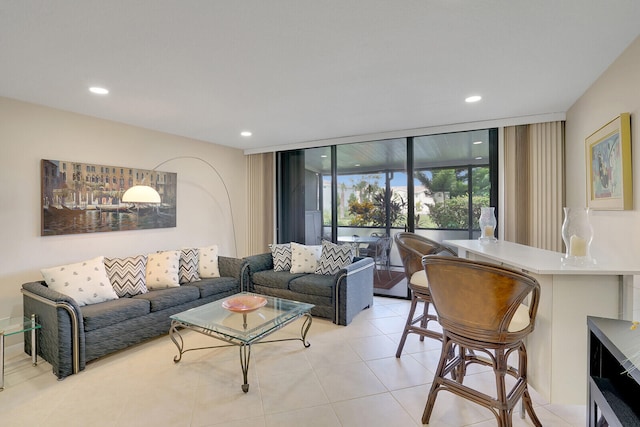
[585,113,632,210]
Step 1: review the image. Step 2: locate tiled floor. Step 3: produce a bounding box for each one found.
[0,297,586,426]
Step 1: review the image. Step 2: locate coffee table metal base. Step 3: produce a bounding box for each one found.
[169,313,312,392]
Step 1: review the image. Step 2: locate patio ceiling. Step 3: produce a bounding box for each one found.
[304,129,491,175]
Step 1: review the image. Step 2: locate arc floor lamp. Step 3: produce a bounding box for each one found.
[121,155,237,257]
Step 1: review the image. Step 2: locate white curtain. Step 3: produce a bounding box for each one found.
[246,152,274,255]
[504,121,565,252]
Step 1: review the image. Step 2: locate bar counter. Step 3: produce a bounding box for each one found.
[444,239,640,405]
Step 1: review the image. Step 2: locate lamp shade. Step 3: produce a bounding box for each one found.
[122,185,161,204]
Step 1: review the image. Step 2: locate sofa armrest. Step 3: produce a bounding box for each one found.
[21,281,85,379]
[218,256,250,292]
[334,257,375,326]
[243,253,273,292]
[244,253,274,272]
[218,256,247,280]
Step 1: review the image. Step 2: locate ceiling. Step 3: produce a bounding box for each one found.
[2,1,640,153]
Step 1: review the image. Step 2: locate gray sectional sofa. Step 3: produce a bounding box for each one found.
[244,253,374,326]
[21,243,376,380]
[21,256,247,379]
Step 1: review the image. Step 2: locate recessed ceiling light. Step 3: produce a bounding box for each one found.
[321,155,328,158]
[240,131,252,137]
[465,95,482,103]
[473,141,483,145]
[89,86,109,95]
[475,156,483,160]
[354,164,360,167]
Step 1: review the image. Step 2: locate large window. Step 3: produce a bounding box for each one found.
[412,129,497,240]
[276,128,497,297]
[335,139,407,241]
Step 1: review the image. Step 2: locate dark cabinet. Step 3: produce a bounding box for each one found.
[588,316,640,426]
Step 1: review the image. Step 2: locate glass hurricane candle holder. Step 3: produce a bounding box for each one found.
[478,206,497,243]
[561,207,595,265]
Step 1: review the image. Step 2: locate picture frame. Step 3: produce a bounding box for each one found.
[41,159,177,235]
[585,113,632,210]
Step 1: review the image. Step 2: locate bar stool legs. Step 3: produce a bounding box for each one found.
[395,284,442,358]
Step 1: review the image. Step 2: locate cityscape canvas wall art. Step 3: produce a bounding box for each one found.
[41,159,177,236]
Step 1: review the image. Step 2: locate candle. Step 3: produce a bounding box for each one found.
[484,226,494,237]
[569,234,587,257]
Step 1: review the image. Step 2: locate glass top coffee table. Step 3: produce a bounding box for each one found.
[169,292,314,392]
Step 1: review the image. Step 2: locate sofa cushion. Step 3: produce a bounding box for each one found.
[186,277,238,298]
[270,243,292,272]
[81,298,151,332]
[133,286,200,312]
[41,256,119,306]
[146,250,181,289]
[199,245,220,278]
[179,248,200,284]
[104,255,149,297]
[315,240,355,275]
[289,274,335,298]
[290,242,322,273]
[252,270,305,290]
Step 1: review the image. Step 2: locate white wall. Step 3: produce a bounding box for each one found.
[565,35,640,316]
[0,97,247,340]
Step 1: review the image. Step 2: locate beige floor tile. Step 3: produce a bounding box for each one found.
[315,360,387,402]
[366,355,434,390]
[201,416,266,427]
[389,330,443,355]
[191,381,264,426]
[264,404,341,427]
[1,296,587,427]
[349,333,400,361]
[254,342,313,377]
[392,383,496,426]
[332,393,420,427]
[259,369,329,414]
[304,340,363,368]
[355,302,400,320]
[367,315,410,334]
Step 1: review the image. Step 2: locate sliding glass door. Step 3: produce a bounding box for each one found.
[276,128,497,298]
[335,138,407,244]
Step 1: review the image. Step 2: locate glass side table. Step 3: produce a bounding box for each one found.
[1,314,40,390]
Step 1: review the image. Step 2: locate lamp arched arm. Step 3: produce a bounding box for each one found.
[151,155,237,257]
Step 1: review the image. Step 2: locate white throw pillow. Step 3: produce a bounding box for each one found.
[146,250,180,289]
[290,242,322,274]
[41,256,119,306]
[198,245,220,278]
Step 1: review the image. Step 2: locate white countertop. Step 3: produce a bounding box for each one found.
[444,240,640,275]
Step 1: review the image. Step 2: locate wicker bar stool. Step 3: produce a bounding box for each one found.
[394,232,456,358]
[421,255,542,427]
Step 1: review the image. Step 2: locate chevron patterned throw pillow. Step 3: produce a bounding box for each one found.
[179,248,200,284]
[104,255,148,297]
[315,240,355,275]
[270,243,292,272]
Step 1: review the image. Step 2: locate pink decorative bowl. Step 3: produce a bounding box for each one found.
[222,295,267,313]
